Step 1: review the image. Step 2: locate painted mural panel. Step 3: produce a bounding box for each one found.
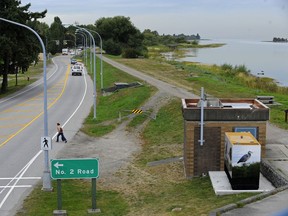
[224,132,261,190]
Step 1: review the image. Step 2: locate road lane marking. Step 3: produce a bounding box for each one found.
[0,185,32,188]
[0,150,42,208]
[2,109,40,113]
[0,177,41,180]
[0,115,35,120]
[0,124,26,128]
[15,103,43,107]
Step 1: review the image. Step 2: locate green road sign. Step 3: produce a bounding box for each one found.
[50,158,99,179]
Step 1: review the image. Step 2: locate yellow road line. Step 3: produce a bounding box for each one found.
[0,124,26,128]
[2,109,41,113]
[0,115,35,120]
[15,103,42,107]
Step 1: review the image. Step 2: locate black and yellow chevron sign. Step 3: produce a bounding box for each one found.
[132,109,143,114]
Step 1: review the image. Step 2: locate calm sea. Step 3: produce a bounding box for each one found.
[178,39,288,87]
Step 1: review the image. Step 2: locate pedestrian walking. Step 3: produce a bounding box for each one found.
[56,123,67,143]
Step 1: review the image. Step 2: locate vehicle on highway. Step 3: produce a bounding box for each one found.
[71,59,77,64]
[62,48,68,55]
[71,64,83,76]
[69,50,75,55]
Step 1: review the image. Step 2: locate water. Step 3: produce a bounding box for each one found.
[178,39,288,86]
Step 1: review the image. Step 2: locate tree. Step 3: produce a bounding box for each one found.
[142,29,160,46]
[0,0,46,93]
[47,17,65,55]
[94,16,145,57]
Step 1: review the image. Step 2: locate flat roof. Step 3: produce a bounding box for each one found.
[182,98,269,109]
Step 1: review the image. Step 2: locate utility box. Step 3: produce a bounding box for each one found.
[224,132,261,190]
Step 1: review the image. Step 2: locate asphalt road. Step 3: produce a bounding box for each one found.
[0,56,93,216]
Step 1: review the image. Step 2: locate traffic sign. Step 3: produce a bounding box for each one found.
[50,158,99,179]
[41,136,52,150]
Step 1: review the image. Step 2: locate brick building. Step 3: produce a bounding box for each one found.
[181,98,269,178]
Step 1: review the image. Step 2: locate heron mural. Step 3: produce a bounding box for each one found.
[237,151,253,164]
[224,132,261,190]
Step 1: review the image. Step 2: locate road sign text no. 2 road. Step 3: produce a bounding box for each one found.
[50,158,99,179]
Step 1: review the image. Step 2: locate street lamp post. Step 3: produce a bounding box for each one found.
[0,18,52,191]
[76,32,87,65]
[64,24,97,119]
[80,28,97,119]
[75,33,85,57]
[88,30,103,89]
[76,30,92,83]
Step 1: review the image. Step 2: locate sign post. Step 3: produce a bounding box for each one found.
[50,158,100,214]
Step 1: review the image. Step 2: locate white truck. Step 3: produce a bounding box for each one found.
[62,48,68,55]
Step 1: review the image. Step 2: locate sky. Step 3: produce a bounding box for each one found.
[20,0,288,40]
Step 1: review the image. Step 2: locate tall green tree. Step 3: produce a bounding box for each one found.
[0,0,46,93]
[94,16,145,57]
[47,17,65,55]
[142,29,160,46]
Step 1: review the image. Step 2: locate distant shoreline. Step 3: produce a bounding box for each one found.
[262,40,288,43]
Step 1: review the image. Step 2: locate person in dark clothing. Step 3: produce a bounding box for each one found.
[56,123,67,143]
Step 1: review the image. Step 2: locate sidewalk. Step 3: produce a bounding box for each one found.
[210,123,288,215]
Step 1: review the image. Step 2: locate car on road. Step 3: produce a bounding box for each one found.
[71,64,83,76]
[71,59,77,64]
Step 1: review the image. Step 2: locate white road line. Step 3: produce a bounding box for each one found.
[0,63,88,209]
[0,150,41,208]
[0,177,41,180]
[0,185,32,188]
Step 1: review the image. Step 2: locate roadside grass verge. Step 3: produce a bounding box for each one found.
[137,98,183,164]
[0,60,49,98]
[80,58,156,136]
[16,180,129,216]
